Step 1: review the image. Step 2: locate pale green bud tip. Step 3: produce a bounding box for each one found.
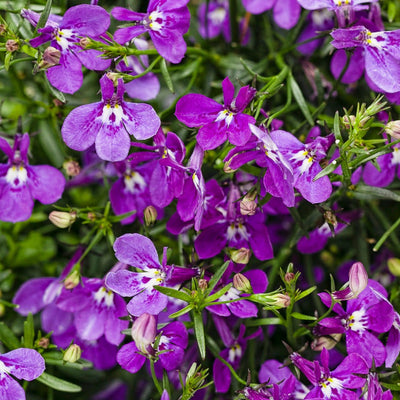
[233,273,252,293]
[63,344,82,363]
[385,121,400,139]
[388,258,400,277]
[131,313,157,355]
[49,210,77,228]
[230,247,251,264]
[64,270,80,290]
[311,334,342,352]
[144,206,157,226]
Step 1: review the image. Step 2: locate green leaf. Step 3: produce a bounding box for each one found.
[295,286,317,302]
[20,44,38,58]
[388,1,397,23]
[245,318,282,326]
[313,161,339,181]
[4,51,12,71]
[36,0,53,31]
[333,111,342,142]
[291,312,317,321]
[381,382,400,391]
[168,304,194,319]
[205,261,230,296]
[160,58,174,93]
[192,311,206,360]
[37,372,82,393]
[205,283,232,303]
[352,184,400,202]
[45,78,66,103]
[288,74,314,126]
[0,322,20,350]
[37,119,66,167]
[154,286,192,303]
[23,313,34,348]
[43,352,93,370]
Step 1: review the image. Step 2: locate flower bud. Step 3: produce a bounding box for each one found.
[239,192,257,216]
[0,25,6,35]
[63,344,82,363]
[49,211,77,228]
[273,293,291,308]
[385,121,400,140]
[233,273,252,293]
[38,46,61,69]
[64,269,80,290]
[63,160,81,177]
[230,247,251,264]
[348,261,368,297]
[388,258,400,277]
[37,337,50,349]
[131,313,156,355]
[223,158,236,173]
[284,272,295,283]
[144,206,157,226]
[79,37,91,48]
[6,39,18,52]
[198,278,208,291]
[342,115,356,129]
[311,334,342,352]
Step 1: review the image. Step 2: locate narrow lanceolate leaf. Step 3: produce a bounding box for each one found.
[36,0,52,31]
[192,311,206,360]
[352,184,400,202]
[37,372,82,392]
[0,322,20,350]
[160,58,174,93]
[313,161,339,181]
[206,261,230,296]
[295,286,317,301]
[23,313,34,348]
[288,74,314,126]
[205,283,232,304]
[291,312,317,321]
[154,285,192,303]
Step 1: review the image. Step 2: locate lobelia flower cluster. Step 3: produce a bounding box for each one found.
[1,1,400,400]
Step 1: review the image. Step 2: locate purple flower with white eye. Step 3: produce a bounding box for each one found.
[297,0,378,26]
[316,280,395,367]
[0,133,65,223]
[112,0,190,64]
[194,183,273,261]
[105,233,197,316]
[224,124,295,208]
[175,77,256,150]
[117,315,188,373]
[242,0,301,29]
[22,5,111,94]
[271,130,333,204]
[198,0,229,39]
[61,74,160,162]
[291,347,369,400]
[0,348,45,400]
[116,38,160,101]
[330,26,400,93]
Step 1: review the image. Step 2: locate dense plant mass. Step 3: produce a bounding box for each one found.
[2,0,400,399]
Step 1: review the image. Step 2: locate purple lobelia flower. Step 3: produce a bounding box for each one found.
[0,348,45,400]
[362,373,393,400]
[112,0,190,64]
[330,26,400,93]
[61,74,160,162]
[116,38,160,101]
[316,280,395,367]
[198,1,229,39]
[0,133,65,223]
[105,233,197,316]
[242,0,301,30]
[194,183,273,260]
[297,0,378,27]
[270,130,333,204]
[212,318,262,393]
[117,314,188,373]
[224,124,295,208]
[291,347,368,400]
[385,312,400,368]
[175,77,256,150]
[23,5,111,94]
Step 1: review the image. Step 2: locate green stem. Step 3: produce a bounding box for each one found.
[150,359,163,396]
[373,215,400,252]
[229,0,239,45]
[214,353,247,385]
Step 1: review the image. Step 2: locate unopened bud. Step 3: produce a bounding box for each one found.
[311,334,342,352]
[198,279,208,291]
[144,206,157,226]
[240,197,257,216]
[223,158,236,173]
[324,210,337,227]
[63,344,82,363]
[6,39,18,52]
[79,37,91,48]
[131,313,156,355]
[38,46,61,69]
[348,261,368,297]
[63,160,81,177]
[87,212,96,221]
[53,98,64,107]
[0,25,6,35]
[284,272,295,283]
[230,247,251,264]
[273,293,291,308]
[64,269,80,289]
[37,337,50,349]
[388,258,400,277]
[49,211,77,228]
[342,115,356,129]
[233,273,252,293]
[385,121,400,140]
[106,72,120,85]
